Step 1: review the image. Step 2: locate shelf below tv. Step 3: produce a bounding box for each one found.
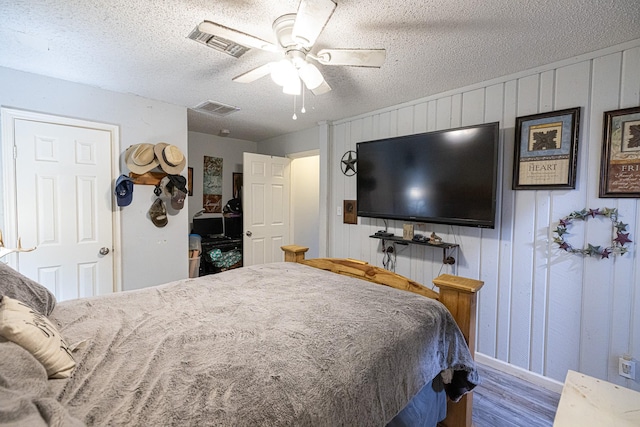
[369,234,458,265]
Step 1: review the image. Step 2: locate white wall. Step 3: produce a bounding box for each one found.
[0,66,189,291]
[259,125,319,157]
[291,155,320,259]
[324,39,640,390]
[187,131,258,227]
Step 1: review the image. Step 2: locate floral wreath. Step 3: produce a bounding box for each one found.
[553,208,632,258]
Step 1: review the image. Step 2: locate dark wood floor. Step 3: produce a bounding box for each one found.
[472,363,561,427]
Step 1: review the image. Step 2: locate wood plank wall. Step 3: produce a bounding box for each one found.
[327,40,640,390]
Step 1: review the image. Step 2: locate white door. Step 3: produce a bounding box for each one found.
[243,153,291,265]
[11,118,115,301]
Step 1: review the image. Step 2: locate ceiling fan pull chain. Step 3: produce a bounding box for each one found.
[292,95,297,120]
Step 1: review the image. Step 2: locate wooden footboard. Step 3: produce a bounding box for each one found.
[281,245,483,427]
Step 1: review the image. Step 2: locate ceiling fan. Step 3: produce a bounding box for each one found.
[195,0,386,96]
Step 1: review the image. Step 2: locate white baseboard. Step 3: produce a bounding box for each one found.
[475,353,564,394]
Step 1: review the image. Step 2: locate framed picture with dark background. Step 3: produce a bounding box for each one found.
[512,107,580,190]
[599,105,640,197]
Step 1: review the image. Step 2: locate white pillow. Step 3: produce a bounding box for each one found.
[0,295,75,378]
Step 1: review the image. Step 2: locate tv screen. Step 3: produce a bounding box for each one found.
[356,122,500,228]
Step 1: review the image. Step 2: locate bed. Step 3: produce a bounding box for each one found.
[0,245,482,427]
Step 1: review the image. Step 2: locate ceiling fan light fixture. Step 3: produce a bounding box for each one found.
[271,59,297,87]
[283,75,302,95]
[298,62,324,90]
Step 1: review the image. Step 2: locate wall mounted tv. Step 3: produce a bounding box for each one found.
[356,122,500,229]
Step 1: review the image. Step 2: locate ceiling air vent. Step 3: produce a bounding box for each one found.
[187,26,250,58]
[193,100,240,117]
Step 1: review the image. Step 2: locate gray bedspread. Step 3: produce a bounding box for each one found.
[4,262,478,426]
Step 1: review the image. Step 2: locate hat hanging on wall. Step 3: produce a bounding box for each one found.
[125,143,159,174]
[154,143,186,174]
[171,188,186,210]
[149,198,168,227]
[114,175,134,207]
[165,175,187,210]
[166,175,188,194]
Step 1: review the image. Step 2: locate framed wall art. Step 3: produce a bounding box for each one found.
[203,156,223,213]
[599,105,640,198]
[343,200,357,224]
[512,107,581,190]
[187,167,193,196]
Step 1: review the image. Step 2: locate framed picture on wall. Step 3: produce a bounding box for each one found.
[187,167,193,196]
[599,105,640,198]
[343,200,357,224]
[512,107,581,190]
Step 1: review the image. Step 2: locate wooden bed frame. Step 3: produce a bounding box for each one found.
[281,245,483,427]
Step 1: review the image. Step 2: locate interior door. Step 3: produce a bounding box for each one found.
[242,153,291,265]
[13,118,115,301]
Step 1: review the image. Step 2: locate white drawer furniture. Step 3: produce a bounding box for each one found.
[553,370,640,426]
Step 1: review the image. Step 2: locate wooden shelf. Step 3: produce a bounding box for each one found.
[370,234,459,264]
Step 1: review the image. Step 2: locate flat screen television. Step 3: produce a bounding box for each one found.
[356,122,500,229]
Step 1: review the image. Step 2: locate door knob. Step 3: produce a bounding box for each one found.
[246,231,252,237]
[99,247,110,255]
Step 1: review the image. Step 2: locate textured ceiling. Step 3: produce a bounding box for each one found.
[1,1,639,142]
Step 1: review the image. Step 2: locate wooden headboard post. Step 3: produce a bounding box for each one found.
[282,244,309,263]
[281,245,483,427]
[432,274,483,427]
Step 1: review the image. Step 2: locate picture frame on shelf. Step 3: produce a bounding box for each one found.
[512,107,581,190]
[599,105,640,198]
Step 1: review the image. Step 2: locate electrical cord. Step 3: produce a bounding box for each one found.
[381,239,395,271]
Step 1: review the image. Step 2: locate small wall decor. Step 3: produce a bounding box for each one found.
[402,223,414,240]
[599,105,640,198]
[513,107,580,189]
[203,156,223,213]
[187,167,193,196]
[341,150,357,176]
[343,200,357,224]
[553,207,632,258]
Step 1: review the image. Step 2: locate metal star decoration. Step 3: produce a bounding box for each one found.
[614,232,632,246]
[559,241,572,251]
[341,150,357,176]
[615,222,628,232]
[587,244,601,256]
[554,226,568,236]
[559,218,571,227]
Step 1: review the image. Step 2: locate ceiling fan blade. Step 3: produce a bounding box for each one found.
[315,49,386,68]
[311,80,331,95]
[198,21,279,52]
[232,63,274,83]
[291,0,337,48]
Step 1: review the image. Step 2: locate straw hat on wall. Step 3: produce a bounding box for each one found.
[154,143,186,174]
[125,143,159,174]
